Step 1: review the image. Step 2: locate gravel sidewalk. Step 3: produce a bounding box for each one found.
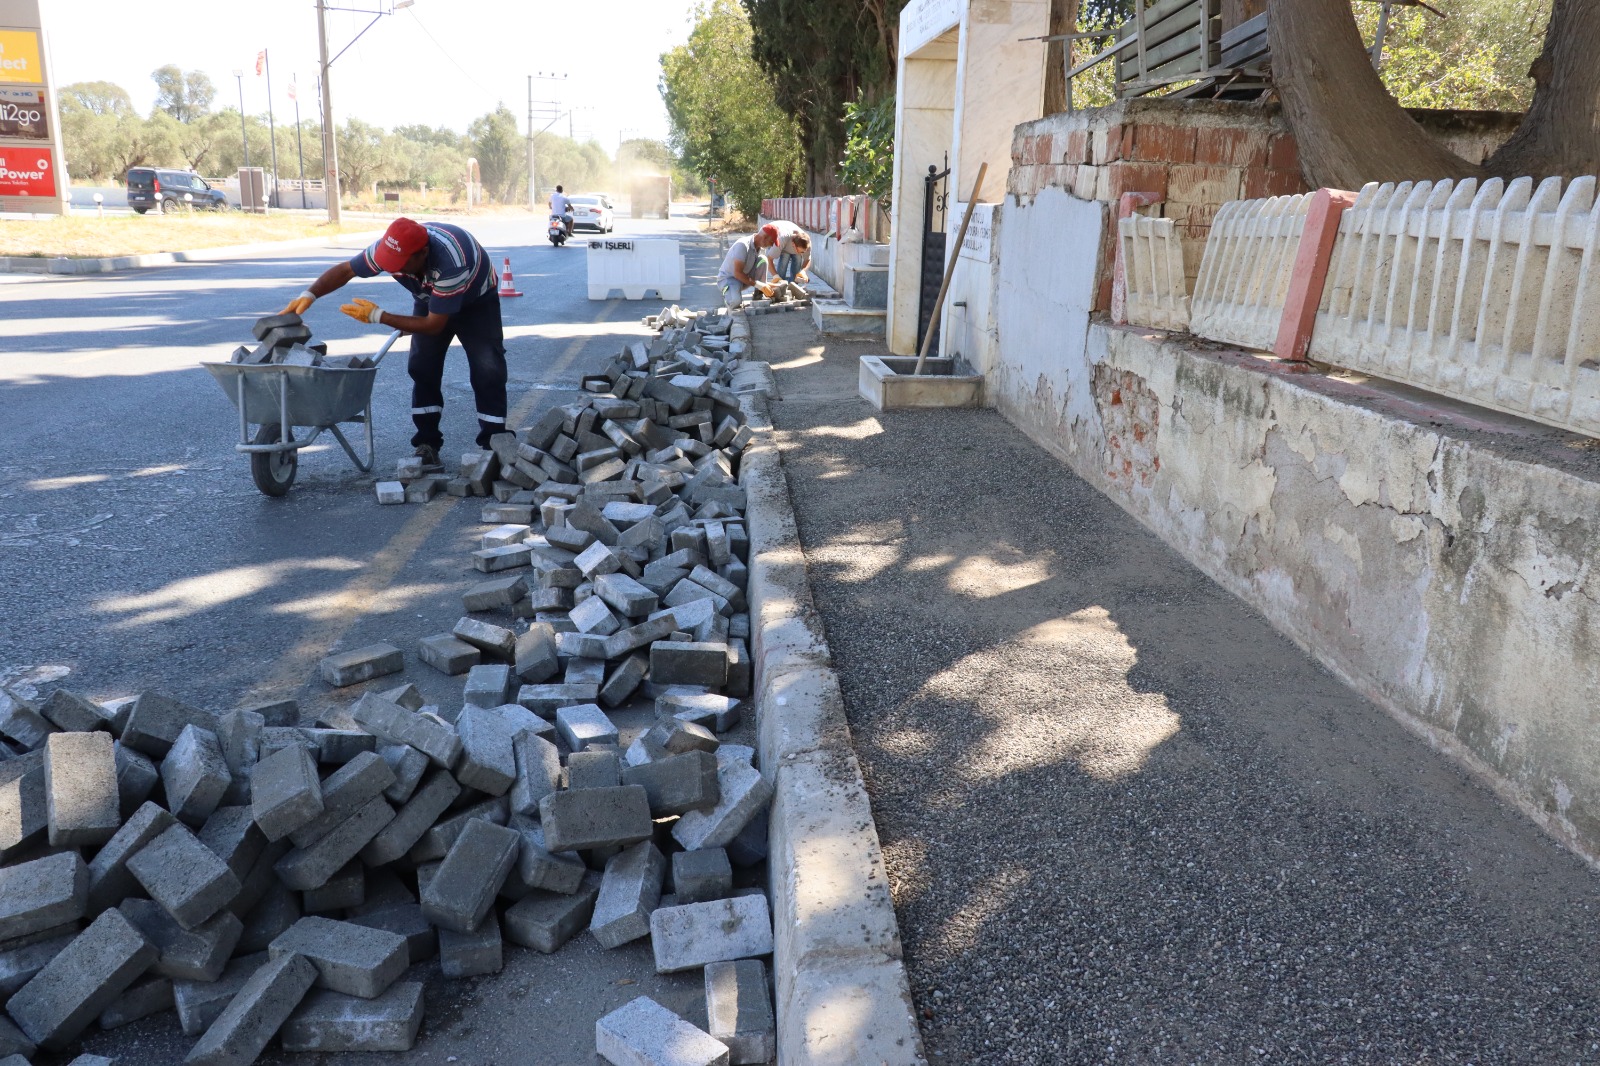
[753,310,1600,1064]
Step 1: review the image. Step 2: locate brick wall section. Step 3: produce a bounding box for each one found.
[1009,100,1308,308]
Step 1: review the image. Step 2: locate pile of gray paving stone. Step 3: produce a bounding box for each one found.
[227,312,373,370]
[0,308,774,1066]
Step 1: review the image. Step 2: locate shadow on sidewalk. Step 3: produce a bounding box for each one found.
[753,312,1600,1064]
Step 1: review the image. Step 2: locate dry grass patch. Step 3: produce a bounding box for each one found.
[0,213,373,260]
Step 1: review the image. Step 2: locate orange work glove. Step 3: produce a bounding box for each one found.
[339,298,384,325]
[281,291,315,315]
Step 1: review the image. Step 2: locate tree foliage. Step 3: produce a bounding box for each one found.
[742,0,906,192]
[837,90,894,204]
[469,105,524,204]
[661,0,802,215]
[151,65,215,123]
[1271,0,1593,186]
[1357,0,1549,111]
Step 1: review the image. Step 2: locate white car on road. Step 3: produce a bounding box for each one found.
[570,194,614,233]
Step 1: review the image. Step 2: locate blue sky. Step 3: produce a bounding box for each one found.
[43,0,699,148]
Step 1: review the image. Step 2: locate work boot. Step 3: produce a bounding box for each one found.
[413,444,441,470]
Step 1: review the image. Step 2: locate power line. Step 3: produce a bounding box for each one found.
[401,7,500,104]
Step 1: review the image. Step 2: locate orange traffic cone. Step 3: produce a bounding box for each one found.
[498,257,524,298]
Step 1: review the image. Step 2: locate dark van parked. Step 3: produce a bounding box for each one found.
[126,168,229,214]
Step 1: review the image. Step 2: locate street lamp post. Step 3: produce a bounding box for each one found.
[233,70,250,209]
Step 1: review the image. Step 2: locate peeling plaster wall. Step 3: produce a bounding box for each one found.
[1002,316,1600,861]
[991,185,1107,440]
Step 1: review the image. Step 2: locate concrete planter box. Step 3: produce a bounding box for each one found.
[858,356,984,410]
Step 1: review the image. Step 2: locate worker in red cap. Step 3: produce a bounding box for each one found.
[282,217,507,466]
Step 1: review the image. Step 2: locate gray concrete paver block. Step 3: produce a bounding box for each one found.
[126,823,241,930]
[704,959,774,1065]
[288,752,396,849]
[418,633,481,676]
[590,841,666,950]
[350,694,461,769]
[672,849,733,905]
[421,818,520,933]
[0,852,85,943]
[269,916,407,1000]
[503,870,601,954]
[280,980,424,1052]
[360,770,461,867]
[7,907,157,1051]
[595,995,729,1066]
[555,703,619,752]
[540,785,652,853]
[96,973,173,1030]
[249,745,324,843]
[274,796,394,892]
[318,644,404,688]
[438,912,502,978]
[160,725,232,827]
[622,751,720,816]
[649,895,774,974]
[117,898,241,982]
[182,950,316,1066]
[43,731,117,848]
[196,805,266,882]
[172,952,266,1036]
[672,761,772,852]
[85,801,174,915]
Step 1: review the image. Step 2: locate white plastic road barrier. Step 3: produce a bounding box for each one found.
[1118,213,1191,331]
[1190,193,1311,351]
[1311,175,1600,438]
[586,238,683,301]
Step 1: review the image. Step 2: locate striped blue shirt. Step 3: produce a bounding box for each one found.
[349,222,497,315]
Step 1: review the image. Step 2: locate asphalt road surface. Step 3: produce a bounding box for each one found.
[0,208,738,1064]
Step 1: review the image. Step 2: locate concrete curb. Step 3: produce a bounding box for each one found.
[738,309,928,1066]
[0,231,383,275]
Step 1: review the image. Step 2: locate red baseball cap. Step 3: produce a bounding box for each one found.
[373,217,428,272]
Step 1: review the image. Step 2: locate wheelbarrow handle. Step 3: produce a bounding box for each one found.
[370,329,404,368]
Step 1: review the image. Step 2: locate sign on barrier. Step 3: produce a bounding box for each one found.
[586,237,682,301]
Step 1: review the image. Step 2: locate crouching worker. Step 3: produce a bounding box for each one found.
[282,217,507,463]
[715,226,778,309]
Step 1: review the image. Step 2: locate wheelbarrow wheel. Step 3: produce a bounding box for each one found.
[250,423,297,497]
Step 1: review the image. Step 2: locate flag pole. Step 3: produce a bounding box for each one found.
[262,49,281,210]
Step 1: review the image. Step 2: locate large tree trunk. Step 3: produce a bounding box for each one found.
[1268,0,1481,189]
[1486,0,1600,180]
[1043,0,1079,116]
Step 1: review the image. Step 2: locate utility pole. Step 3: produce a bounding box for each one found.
[537,74,544,211]
[317,0,341,223]
[262,49,281,210]
[291,78,307,209]
[527,75,535,212]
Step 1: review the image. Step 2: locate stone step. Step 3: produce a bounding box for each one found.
[811,299,886,337]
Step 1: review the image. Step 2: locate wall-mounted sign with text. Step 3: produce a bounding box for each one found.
[0,28,40,84]
[0,145,55,197]
[954,202,994,262]
[0,87,46,140]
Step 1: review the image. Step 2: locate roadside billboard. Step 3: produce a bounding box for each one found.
[0,0,64,214]
[0,27,40,83]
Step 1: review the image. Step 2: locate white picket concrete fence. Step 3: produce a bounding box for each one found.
[1189,193,1311,351]
[1310,175,1600,436]
[1118,213,1190,331]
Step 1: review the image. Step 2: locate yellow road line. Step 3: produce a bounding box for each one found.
[252,301,619,698]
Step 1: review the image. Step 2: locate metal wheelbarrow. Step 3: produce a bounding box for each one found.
[201,330,402,497]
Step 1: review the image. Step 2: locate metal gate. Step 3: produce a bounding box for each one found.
[918,161,950,354]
